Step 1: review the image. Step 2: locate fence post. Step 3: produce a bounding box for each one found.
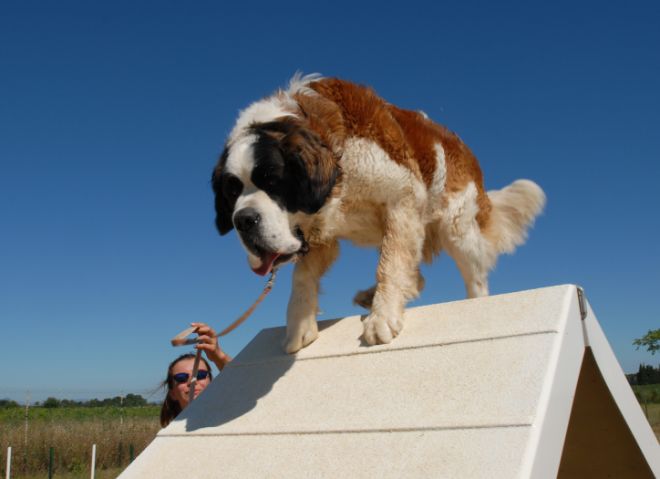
[23,394,29,476]
[90,444,96,479]
[5,446,10,479]
[48,447,54,479]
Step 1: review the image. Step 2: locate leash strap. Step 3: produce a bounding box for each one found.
[187,350,202,404]
[171,270,277,347]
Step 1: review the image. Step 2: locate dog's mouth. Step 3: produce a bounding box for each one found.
[250,227,309,276]
[251,250,293,276]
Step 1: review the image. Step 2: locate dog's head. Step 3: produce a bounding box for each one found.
[212,117,339,275]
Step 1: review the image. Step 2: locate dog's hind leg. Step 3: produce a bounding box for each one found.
[284,240,339,354]
[353,271,425,310]
[438,183,497,299]
[362,202,425,345]
[451,249,491,298]
[353,285,376,310]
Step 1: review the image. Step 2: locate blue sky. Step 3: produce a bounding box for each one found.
[1,0,659,402]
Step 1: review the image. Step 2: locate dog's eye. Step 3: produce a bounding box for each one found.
[260,167,279,188]
[264,170,276,185]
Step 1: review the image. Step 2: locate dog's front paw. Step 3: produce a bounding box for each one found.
[283,320,319,354]
[353,286,376,309]
[362,311,403,345]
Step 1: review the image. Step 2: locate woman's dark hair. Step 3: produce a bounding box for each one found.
[160,353,213,428]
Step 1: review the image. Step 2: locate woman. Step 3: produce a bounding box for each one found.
[160,322,231,427]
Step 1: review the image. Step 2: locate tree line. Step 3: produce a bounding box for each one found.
[626,363,660,386]
[0,393,152,408]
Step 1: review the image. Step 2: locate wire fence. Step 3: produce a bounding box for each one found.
[3,443,136,479]
[2,440,143,478]
[0,406,159,478]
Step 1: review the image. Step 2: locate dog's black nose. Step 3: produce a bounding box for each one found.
[234,208,261,233]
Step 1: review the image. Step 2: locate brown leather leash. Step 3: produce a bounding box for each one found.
[187,350,202,403]
[171,269,277,347]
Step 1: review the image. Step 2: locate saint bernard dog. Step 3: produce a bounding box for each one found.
[212,74,545,353]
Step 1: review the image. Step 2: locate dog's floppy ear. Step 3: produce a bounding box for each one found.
[281,122,340,214]
[211,149,236,236]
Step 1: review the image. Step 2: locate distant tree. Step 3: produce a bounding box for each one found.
[124,393,147,407]
[0,399,19,408]
[637,364,651,385]
[34,393,150,408]
[634,329,660,355]
[636,364,660,385]
[43,397,60,408]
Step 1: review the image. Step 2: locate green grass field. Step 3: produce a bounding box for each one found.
[1,406,160,478]
[632,383,660,404]
[0,405,159,422]
[643,403,660,440]
[632,384,660,441]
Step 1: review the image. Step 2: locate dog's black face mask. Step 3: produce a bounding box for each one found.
[250,119,339,215]
[211,118,340,237]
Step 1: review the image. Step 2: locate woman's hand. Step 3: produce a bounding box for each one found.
[191,322,232,370]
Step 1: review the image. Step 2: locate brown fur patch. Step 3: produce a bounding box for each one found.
[307,79,422,181]
[305,78,491,227]
[388,106,491,226]
[293,91,347,156]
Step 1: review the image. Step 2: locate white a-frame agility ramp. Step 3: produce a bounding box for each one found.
[120,285,659,478]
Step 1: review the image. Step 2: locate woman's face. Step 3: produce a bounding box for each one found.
[168,357,211,409]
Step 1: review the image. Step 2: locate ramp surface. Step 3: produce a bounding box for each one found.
[120,285,659,478]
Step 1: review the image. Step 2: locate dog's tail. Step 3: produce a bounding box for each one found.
[484,179,546,255]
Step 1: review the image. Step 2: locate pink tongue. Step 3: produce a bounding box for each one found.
[252,252,280,276]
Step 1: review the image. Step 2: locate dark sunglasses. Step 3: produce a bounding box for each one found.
[171,370,210,384]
